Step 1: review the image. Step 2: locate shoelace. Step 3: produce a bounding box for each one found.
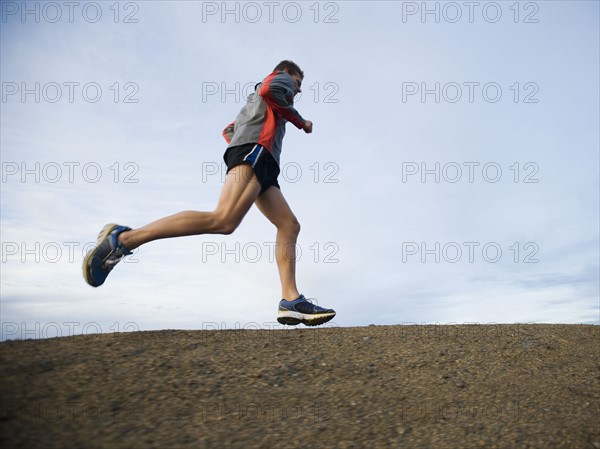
[102,248,127,271]
[301,297,323,311]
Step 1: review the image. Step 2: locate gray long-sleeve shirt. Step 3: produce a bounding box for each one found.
[222,70,306,166]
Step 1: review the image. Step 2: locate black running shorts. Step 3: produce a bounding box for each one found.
[223,143,280,195]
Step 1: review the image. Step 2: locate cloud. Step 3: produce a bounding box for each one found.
[1,2,598,339]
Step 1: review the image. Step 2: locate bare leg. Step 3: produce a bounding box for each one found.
[119,164,261,250]
[254,186,301,301]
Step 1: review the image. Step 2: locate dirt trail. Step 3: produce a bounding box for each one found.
[1,324,599,448]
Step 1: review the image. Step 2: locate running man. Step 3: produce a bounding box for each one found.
[83,60,336,326]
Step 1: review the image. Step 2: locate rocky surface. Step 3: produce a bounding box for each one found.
[1,324,599,448]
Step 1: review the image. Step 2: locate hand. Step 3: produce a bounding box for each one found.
[303,120,313,134]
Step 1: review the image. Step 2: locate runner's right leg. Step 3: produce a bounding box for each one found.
[119,164,261,250]
[83,164,261,287]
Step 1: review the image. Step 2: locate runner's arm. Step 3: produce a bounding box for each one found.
[259,72,306,130]
[222,121,235,143]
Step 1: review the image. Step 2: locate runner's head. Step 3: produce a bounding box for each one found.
[273,60,304,94]
[273,60,304,80]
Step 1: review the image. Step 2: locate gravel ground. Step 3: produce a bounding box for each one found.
[1,324,599,449]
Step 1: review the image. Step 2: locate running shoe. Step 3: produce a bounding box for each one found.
[277,295,336,326]
[83,224,132,287]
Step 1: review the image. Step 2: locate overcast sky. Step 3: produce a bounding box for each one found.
[1,1,598,339]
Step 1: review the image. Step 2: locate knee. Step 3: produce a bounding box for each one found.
[282,219,301,237]
[219,219,240,235]
[211,213,240,235]
[219,222,238,235]
[292,219,301,236]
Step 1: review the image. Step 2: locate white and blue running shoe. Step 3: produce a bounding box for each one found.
[277,295,336,326]
[83,224,132,287]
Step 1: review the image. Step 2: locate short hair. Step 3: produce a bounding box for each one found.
[273,60,304,79]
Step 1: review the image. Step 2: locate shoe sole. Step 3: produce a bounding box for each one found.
[82,223,119,287]
[277,311,336,327]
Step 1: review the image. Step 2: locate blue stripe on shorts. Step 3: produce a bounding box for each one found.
[242,144,264,168]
